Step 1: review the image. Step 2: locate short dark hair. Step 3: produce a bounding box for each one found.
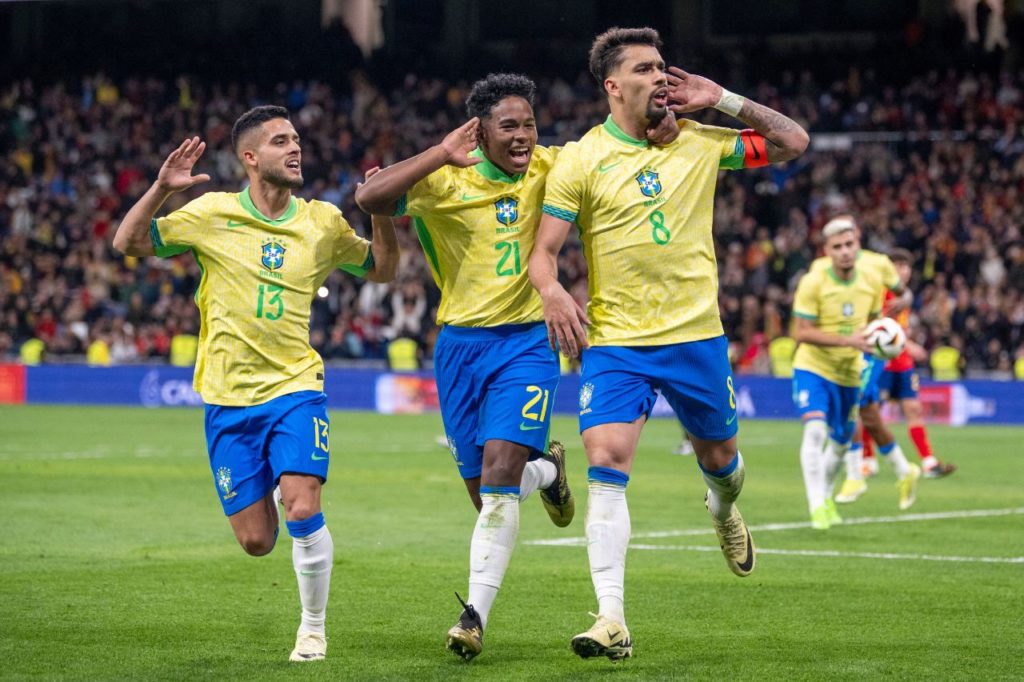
[890,248,913,265]
[466,73,536,120]
[231,105,290,152]
[588,27,662,83]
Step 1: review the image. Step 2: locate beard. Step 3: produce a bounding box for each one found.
[263,166,303,190]
[646,101,668,125]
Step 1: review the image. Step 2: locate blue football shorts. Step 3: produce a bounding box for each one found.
[792,369,860,444]
[577,335,738,442]
[879,368,920,401]
[859,353,886,407]
[204,390,330,516]
[433,322,560,479]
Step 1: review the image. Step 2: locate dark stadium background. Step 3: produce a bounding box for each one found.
[2,0,1023,380]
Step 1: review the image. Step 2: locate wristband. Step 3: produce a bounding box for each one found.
[714,88,744,117]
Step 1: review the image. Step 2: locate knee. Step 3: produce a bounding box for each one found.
[238,531,276,557]
[285,500,320,523]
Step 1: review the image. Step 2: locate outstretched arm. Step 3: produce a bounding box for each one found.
[528,214,590,358]
[354,118,481,215]
[358,167,400,283]
[665,67,809,163]
[113,137,210,256]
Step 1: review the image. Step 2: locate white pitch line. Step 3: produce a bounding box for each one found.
[526,507,1024,547]
[628,544,1024,565]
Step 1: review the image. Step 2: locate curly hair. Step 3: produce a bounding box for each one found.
[588,27,662,83]
[231,105,290,151]
[465,73,536,119]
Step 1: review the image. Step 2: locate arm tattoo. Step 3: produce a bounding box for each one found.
[736,99,805,162]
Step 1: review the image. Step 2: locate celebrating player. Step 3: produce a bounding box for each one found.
[113,106,399,662]
[792,218,920,530]
[357,73,678,661]
[530,26,809,660]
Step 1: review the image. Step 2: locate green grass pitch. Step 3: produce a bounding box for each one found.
[1,405,1022,680]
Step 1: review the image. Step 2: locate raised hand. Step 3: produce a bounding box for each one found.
[665,67,724,114]
[540,285,591,358]
[358,166,382,189]
[439,118,483,168]
[156,137,211,193]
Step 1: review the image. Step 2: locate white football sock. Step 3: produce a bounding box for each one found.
[468,491,519,629]
[880,442,912,478]
[292,525,333,635]
[800,420,829,513]
[702,453,746,523]
[518,458,556,501]
[824,439,849,497]
[846,444,865,482]
[586,481,630,626]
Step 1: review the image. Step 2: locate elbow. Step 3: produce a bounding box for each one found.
[784,128,811,161]
[355,187,387,216]
[111,231,130,256]
[366,258,399,283]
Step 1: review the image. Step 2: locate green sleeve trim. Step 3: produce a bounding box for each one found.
[793,311,818,320]
[340,249,375,277]
[543,204,577,223]
[393,194,408,217]
[413,217,442,282]
[718,135,745,170]
[149,219,189,258]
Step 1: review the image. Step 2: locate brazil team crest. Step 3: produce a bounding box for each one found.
[216,467,237,500]
[635,169,662,198]
[495,196,519,226]
[579,382,595,414]
[261,240,286,270]
[842,302,854,317]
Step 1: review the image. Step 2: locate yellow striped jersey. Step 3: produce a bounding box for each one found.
[542,116,759,346]
[150,188,373,406]
[792,264,886,386]
[396,146,556,327]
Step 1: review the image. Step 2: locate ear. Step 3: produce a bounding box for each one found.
[242,149,257,169]
[604,77,619,99]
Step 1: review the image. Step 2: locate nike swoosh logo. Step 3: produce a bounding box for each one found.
[597,161,621,173]
[519,422,543,431]
[726,414,737,426]
[461,193,484,201]
[736,530,755,574]
[743,130,761,160]
[226,219,247,227]
[311,453,328,461]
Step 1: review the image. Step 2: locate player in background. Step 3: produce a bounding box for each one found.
[857,249,957,479]
[792,218,920,530]
[113,106,399,662]
[531,26,808,660]
[357,74,677,661]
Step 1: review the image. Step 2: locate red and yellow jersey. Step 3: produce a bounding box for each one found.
[882,288,915,371]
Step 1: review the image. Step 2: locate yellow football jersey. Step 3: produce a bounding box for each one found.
[810,249,900,306]
[397,146,556,327]
[151,188,372,406]
[542,116,753,346]
[792,264,885,387]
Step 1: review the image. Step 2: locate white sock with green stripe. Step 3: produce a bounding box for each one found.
[467,487,520,629]
[586,466,630,626]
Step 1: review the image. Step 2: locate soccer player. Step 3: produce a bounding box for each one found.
[530,27,808,660]
[357,73,678,662]
[862,249,957,479]
[112,106,399,662]
[792,218,920,530]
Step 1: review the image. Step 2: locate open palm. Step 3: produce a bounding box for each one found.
[157,136,211,192]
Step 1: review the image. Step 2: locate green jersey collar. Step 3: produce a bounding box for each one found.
[603,115,648,148]
[239,186,298,224]
[827,266,858,286]
[470,148,523,184]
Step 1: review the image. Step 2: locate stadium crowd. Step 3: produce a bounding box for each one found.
[2,64,1024,375]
